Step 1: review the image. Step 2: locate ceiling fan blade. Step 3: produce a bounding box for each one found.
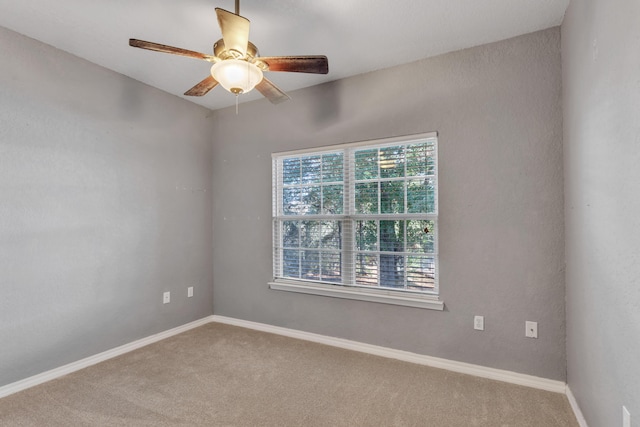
[184,75,219,96]
[129,39,215,62]
[256,78,291,104]
[259,56,329,74]
[215,8,250,57]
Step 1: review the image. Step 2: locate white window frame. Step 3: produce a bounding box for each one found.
[270,132,443,310]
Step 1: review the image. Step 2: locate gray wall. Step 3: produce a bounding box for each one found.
[562,0,640,425]
[212,28,566,380]
[0,27,214,387]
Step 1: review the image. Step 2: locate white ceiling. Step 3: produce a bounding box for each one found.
[0,0,569,111]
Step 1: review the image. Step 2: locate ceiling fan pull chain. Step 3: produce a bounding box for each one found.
[236,94,239,115]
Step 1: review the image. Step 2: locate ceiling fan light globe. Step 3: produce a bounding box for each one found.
[210,59,263,95]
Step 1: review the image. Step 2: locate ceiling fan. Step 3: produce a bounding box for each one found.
[129,0,328,105]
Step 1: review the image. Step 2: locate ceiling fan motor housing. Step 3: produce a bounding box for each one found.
[213,39,260,63]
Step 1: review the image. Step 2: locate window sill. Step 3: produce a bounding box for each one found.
[268,280,444,311]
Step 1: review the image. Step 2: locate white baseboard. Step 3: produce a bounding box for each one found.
[211,315,567,394]
[0,316,214,399]
[2,313,583,425]
[566,385,589,427]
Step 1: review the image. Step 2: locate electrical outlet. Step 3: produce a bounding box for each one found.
[474,316,484,331]
[623,406,630,427]
[163,291,170,304]
[187,286,194,298]
[525,321,538,338]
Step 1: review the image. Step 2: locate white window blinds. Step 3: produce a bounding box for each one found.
[273,133,438,295]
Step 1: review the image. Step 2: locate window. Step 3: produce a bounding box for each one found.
[271,133,442,310]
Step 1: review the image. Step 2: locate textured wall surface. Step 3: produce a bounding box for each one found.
[562,0,640,425]
[0,27,214,387]
[211,29,566,380]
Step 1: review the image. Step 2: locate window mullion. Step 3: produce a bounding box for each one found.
[404,219,408,290]
[319,154,324,215]
[376,219,381,287]
[343,148,355,286]
[297,220,302,279]
[403,150,408,290]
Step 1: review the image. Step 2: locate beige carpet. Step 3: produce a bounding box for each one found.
[0,322,578,426]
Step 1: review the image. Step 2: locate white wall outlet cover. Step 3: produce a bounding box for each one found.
[525,321,538,338]
[163,292,170,304]
[623,406,630,427]
[187,287,194,298]
[474,315,484,331]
